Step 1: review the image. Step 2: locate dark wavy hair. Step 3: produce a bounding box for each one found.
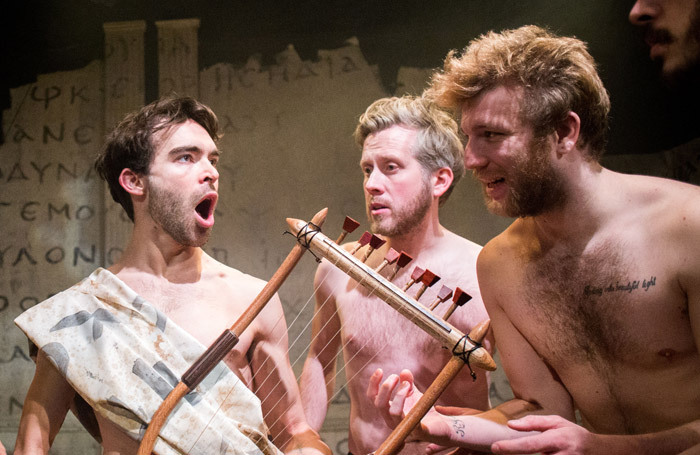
[94,96,220,221]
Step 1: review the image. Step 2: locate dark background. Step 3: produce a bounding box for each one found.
[0,0,692,154]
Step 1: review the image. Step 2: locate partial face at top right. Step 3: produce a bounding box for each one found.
[630,0,700,83]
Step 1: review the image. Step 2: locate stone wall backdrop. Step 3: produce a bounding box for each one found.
[1,1,696,453]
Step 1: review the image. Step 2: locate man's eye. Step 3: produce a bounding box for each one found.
[178,155,192,162]
[484,131,503,139]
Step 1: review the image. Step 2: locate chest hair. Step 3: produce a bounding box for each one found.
[523,242,636,365]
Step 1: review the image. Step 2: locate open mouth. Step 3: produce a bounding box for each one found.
[487,178,505,188]
[195,193,218,227]
[369,201,390,215]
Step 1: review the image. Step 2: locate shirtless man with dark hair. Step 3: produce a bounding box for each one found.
[14,96,328,455]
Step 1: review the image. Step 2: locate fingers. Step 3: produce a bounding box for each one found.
[375,374,400,409]
[506,414,569,432]
[389,380,411,415]
[491,433,557,454]
[492,416,583,454]
[425,444,450,455]
[398,368,414,384]
[366,368,384,401]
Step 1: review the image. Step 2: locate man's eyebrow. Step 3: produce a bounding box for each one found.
[168,145,201,156]
[167,145,222,158]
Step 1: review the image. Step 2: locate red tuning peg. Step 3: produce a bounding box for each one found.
[361,234,386,262]
[350,231,372,255]
[335,216,360,244]
[402,266,425,292]
[375,248,400,274]
[443,287,473,320]
[388,251,413,281]
[414,269,441,300]
[429,285,453,310]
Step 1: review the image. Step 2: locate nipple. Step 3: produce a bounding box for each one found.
[657,348,677,360]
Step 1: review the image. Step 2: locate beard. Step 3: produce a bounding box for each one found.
[483,136,568,218]
[648,1,700,89]
[147,179,212,247]
[367,176,433,237]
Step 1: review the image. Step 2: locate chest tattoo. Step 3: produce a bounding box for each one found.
[523,244,652,363]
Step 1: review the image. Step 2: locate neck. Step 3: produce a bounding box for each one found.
[529,158,608,245]
[384,208,444,258]
[110,219,205,282]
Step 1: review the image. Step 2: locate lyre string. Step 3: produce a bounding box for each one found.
[257,242,376,433]
[178,221,345,452]
[181,222,328,453]
[264,244,435,436]
[186,221,444,453]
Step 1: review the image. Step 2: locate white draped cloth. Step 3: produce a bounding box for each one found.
[15,268,281,455]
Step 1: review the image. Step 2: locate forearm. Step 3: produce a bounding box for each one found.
[422,399,540,452]
[299,355,334,431]
[431,399,541,451]
[14,410,52,455]
[15,352,74,455]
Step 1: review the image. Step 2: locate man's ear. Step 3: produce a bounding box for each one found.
[118,168,145,196]
[555,111,581,155]
[432,167,454,199]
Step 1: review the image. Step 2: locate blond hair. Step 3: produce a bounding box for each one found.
[354,95,464,205]
[427,25,610,160]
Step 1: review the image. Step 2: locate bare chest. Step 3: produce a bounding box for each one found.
[136,282,257,383]
[509,244,692,369]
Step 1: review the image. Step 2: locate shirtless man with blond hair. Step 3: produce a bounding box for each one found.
[14,96,328,455]
[371,26,700,454]
[299,95,492,455]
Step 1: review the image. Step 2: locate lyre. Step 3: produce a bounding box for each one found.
[287,212,496,455]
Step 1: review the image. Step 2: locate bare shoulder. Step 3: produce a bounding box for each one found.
[478,219,524,269]
[475,219,525,305]
[442,228,483,256]
[202,254,267,297]
[619,173,700,231]
[615,170,697,202]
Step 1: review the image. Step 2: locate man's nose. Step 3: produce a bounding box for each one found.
[463,141,486,170]
[629,0,657,26]
[202,161,219,184]
[364,170,383,194]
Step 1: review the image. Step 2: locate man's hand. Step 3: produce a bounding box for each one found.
[366,368,456,446]
[367,368,423,438]
[491,415,596,454]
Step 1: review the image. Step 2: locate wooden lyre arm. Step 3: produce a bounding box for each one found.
[137,208,328,455]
